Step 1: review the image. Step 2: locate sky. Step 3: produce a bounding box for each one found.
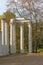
[0,0,7,15]
[0,0,43,17]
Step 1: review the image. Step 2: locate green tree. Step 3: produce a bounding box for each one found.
[1,11,16,19]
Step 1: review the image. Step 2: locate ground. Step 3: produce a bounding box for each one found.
[0,53,43,65]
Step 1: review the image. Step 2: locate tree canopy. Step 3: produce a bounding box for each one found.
[1,11,16,19]
[6,0,43,21]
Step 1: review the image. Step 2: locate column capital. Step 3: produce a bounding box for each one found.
[1,19,6,23]
[10,18,16,24]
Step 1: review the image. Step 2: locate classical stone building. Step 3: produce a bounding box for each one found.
[0,18,33,56]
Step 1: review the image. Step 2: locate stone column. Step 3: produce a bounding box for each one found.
[1,19,5,55]
[0,31,2,56]
[4,22,9,55]
[20,22,24,53]
[28,22,32,53]
[10,19,16,54]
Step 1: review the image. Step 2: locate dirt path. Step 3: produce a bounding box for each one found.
[0,53,43,65]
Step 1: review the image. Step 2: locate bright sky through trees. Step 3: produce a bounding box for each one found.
[0,0,7,15]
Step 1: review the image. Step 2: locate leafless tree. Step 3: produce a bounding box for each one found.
[6,0,43,21]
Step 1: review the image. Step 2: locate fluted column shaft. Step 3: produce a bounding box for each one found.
[20,23,24,53]
[1,19,9,55]
[28,23,32,53]
[10,19,16,54]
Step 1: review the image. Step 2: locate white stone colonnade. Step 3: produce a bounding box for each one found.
[0,18,32,56]
[10,18,32,53]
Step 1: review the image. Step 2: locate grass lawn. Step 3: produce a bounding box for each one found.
[37,49,43,53]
